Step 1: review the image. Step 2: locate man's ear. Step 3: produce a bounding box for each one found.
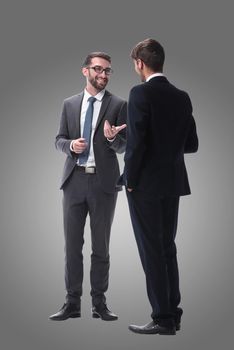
[137,59,144,70]
[82,67,88,77]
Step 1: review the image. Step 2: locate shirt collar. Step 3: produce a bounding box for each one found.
[84,88,105,101]
[146,73,165,82]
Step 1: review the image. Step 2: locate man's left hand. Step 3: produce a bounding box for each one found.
[104,120,127,140]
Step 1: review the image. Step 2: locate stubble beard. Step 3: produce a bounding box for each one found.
[89,75,108,91]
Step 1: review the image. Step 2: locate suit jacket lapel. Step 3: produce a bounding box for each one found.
[74,92,84,138]
[95,90,112,133]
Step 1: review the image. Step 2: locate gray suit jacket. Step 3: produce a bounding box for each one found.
[55,90,127,193]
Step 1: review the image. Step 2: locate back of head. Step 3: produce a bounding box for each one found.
[130,38,165,72]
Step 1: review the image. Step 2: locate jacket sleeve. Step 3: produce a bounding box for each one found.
[124,86,149,188]
[108,101,127,154]
[55,101,76,159]
[184,94,199,153]
[184,115,199,153]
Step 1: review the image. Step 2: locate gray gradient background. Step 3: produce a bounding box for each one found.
[1,0,233,349]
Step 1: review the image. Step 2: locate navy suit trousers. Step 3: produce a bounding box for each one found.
[126,190,181,323]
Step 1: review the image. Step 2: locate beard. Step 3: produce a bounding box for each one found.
[88,75,108,91]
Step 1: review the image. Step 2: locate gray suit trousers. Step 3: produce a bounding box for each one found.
[63,167,117,306]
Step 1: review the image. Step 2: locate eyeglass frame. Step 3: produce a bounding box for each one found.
[87,65,113,75]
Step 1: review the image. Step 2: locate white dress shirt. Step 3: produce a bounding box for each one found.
[146,72,165,82]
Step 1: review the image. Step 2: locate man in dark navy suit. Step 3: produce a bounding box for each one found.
[121,38,198,335]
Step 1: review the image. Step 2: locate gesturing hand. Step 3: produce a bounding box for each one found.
[104,120,127,140]
[72,138,87,154]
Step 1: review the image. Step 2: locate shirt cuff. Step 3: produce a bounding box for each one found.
[70,140,74,151]
[107,137,116,142]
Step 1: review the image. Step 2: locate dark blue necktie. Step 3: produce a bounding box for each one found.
[79,96,96,165]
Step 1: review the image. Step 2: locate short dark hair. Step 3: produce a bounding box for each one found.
[82,52,111,67]
[130,38,165,72]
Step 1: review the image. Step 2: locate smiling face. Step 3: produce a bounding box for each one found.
[82,57,111,94]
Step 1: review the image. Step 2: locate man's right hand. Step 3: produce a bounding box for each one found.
[71,138,87,154]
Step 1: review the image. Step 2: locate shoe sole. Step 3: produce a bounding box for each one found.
[128,326,176,335]
[70,313,81,318]
[129,330,176,335]
[92,312,118,321]
[49,313,81,321]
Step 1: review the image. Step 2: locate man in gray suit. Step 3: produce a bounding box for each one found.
[49,52,127,321]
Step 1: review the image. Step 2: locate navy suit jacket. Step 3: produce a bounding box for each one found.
[121,76,198,196]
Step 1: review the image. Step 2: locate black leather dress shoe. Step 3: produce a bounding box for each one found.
[49,303,81,321]
[128,321,176,335]
[92,303,118,321]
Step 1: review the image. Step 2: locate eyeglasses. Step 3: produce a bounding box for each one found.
[87,65,113,75]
